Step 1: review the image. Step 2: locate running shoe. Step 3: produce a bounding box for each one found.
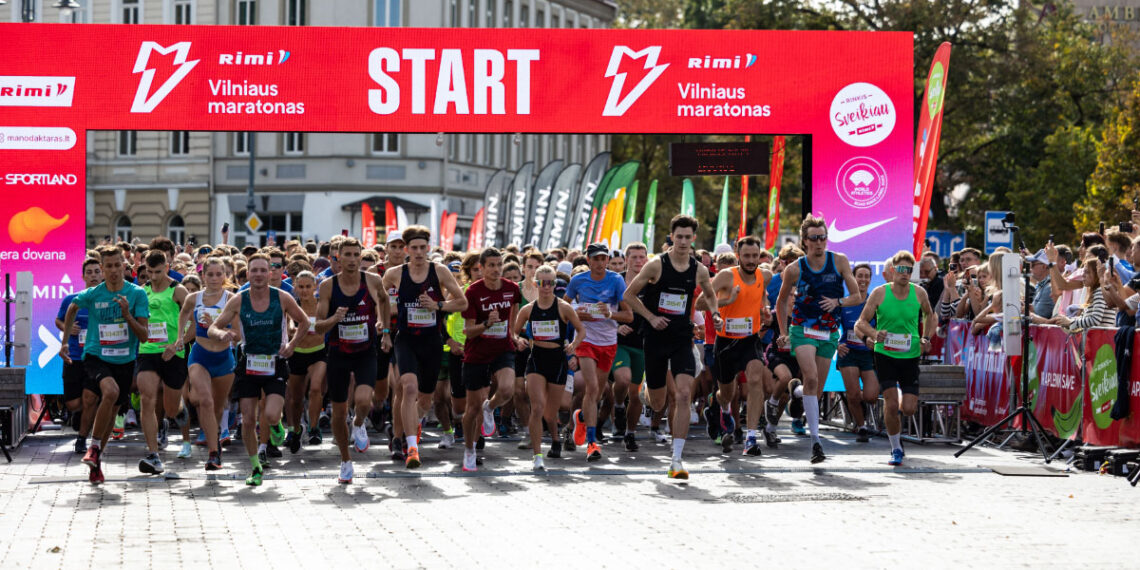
[810,442,826,464]
[517,432,532,450]
[888,448,905,466]
[855,427,871,443]
[89,463,105,485]
[743,435,762,456]
[245,466,263,486]
[624,433,639,452]
[318,410,331,430]
[206,451,222,471]
[586,442,602,462]
[157,418,169,449]
[721,431,734,453]
[112,414,125,440]
[73,435,86,454]
[286,430,301,454]
[720,411,736,438]
[572,409,587,447]
[353,425,370,453]
[481,400,496,437]
[194,430,207,446]
[650,429,669,443]
[596,430,608,445]
[762,428,780,449]
[613,406,627,438]
[139,452,164,475]
[125,409,138,428]
[765,399,782,428]
[533,454,545,471]
[734,426,745,445]
[82,445,100,469]
[220,427,232,445]
[787,379,804,419]
[439,430,455,449]
[453,421,464,443]
[561,425,576,452]
[258,449,270,468]
[307,426,323,446]
[475,454,484,466]
[703,398,721,440]
[338,461,353,484]
[667,461,689,480]
[390,437,405,462]
[548,441,563,459]
[178,442,193,459]
[405,447,422,469]
[476,436,485,450]
[462,449,478,472]
[270,421,286,447]
[265,443,282,458]
[791,418,806,435]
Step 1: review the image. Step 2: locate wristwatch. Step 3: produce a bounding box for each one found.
[380,328,390,335]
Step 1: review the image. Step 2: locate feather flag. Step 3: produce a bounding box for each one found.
[681,179,696,217]
[385,200,398,236]
[624,180,639,223]
[468,208,485,250]
[764,137,786,250]
[361,203,376,248]
[714,176,730,247]
[396,206,408,231]
[643,180,658,246]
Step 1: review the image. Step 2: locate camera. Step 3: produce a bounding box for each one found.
[1122,221,1134,234]
[949,263,959,271]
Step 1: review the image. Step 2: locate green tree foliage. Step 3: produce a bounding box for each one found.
[1076,74,1140,232]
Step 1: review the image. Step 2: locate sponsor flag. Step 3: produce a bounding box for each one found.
[592,161,640,243]
[586,165,619,244]
[569,152,612,250]
[714,176,730,247]
[430,199,439,245]
[541,163,583,251]
[680,179,696,217]
[468,208,485,250]
[605,187,626,248]
[482,169,509,247]
[441,211,459,251]
[440,209,449,247]
[912,42,953,257]
[507,162,535,247]
[396,206,408,230]
[361,203,376,248]
[764,136,786,250]
[624,180,639,223]
[527,160,563,247]
[385,200,398,236]
[739,135,750,240]
[643,180,658,246]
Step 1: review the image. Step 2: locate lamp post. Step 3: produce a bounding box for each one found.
[1,0,81,22]
[54,0,80,22]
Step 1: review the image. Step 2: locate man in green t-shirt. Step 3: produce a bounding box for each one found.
[60,245,150,484]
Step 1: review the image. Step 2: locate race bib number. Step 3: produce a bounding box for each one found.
[725,317,752,336]
[147,322,169,344]
[884,333,912,352]
[408,306,436,327]
[587,304,607,319]
[102,347,129,357]
[657,292,687,316]
[307,316,318,335]
[338,323,369,342]
[78,328,87,348]
[532,320,560,341]
[99,323,128,345]
[246,354,276,376]
[802,326,831,341]
[846,330,864,346]
[484,321,508,339]
[198,307,221,327]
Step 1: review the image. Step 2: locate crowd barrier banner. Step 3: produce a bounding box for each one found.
[963,328,1012,425]
[1027,325,1082,439]
[1120,333,1140,447]
[1082,328,1120,446]
[943,319,969,366]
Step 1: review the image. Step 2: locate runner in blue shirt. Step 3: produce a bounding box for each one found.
[836,263,879,443]
[55,258,103,454]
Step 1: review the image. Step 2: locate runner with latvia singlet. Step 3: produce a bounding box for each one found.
[855,250,936,466]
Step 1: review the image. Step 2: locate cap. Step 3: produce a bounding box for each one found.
[312,258,331,272]
[1026,249,1049,265]
[386,230,404,244]
[586,243,610,258]
[713,243,733,255]
[556,261,573,274]
[447,260,461,272]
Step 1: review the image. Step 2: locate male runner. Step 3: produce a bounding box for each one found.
[856,251,936,465]
[382,226,467,470]
[315,238,391,483]
[775,216,863,463]
[59,246,149,484]
[623,215,719,479]
[613,242,649,451]
[56,258,103,454]
[209,253,310,486]
[135,251,190,474]
[565,243,632,463]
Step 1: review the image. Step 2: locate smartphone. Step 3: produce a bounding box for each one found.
[1123,222,1134,234]
[341,229,350,237]
[949,263,959,271]
[1048,234,1054,243]
[1100,222,1106,236]
[222,222,230,233]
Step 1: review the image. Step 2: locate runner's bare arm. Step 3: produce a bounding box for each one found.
[208,294,242,343]
[560,300,587,353]
[917,286,937,346]
[313,278,343,335]
[173,284,189,307]
[437,264,468,313]
[381,266,401,296]
[120,295,149,340]
[696,264,722,328]
[622,257,661,322]
[513,303,534,337]
[612,299,633,324]
[775,261,800,339]
[367,272,391,328]
[854,286,884,343]
[279,291,310,354]
[175,291,196,346]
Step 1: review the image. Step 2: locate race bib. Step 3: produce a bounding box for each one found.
[147,322,169,344]
[307,316,318,335]
[884,333,912,352]
[198,307,221,327]
[102,347,129,357]
[338,323,369,342]
[246,354,276,376]
[846,330,864,346]
[408,306,436,327]
[657,292,687,316]
[78,328,87,348]
[802,326,831,341]
[725,317,752,336]
[532,320,560,341]
[484,321,508,339]
[98,323,128,345]
[586,304,607,319]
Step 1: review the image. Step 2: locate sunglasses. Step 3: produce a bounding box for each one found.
[895,265,914,274]
[538,279,556,287]
[804,235,828,242]
[270,263,283,269]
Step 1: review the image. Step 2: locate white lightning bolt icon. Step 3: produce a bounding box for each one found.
[130,41,200,113]
[602,46,669,117]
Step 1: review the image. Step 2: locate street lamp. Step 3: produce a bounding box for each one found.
[3,0,81,22]
[54,0,80,22]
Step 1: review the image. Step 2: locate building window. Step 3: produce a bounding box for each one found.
[122,0,140,23]
[485,134,494,166]
[170,131,190,156]
[236,0,256,25]
[167,215,186,245]
[503,0,512,26]
[115,215,133,243]
[448,136,458,161]
[234,212,303,248]
[449,0,458,26]
[551,11,559,28]
[375,0,400,27]
[285,0,306,25]
[519,2,528,26]
[173,0,192,24]
[465,134,475,163]
[372,133,399,155]
[536,6,544,27]
[234,132,251,156]
[284,132,305,155]
[485,1,493,27]
[118,131,137,156]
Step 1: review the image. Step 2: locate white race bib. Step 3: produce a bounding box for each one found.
[147,322,169,344]
[657,292,687,316]
[102,347,129,357]
[484,321,508,339]
[846,330,864,346]
[586,304,607,319]
[307,316,318,335]
[725,317,753,336]
[98,323,128,345]
[802,326,831,341]
[408,306,436,327]
[78,328,87,348]
[884,333,912,352]
[198,307,221,327]
[246,354,276,376]
[532,320,560,341]
[338,323,368,342]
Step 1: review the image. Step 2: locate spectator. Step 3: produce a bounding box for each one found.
[1025,250,1055,322]
[1052,254,1116,331]
[919,256,944,308]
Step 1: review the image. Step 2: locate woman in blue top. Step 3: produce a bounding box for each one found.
[836,263,879,442]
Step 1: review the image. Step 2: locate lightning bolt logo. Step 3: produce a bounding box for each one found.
[602,46,669,117]
[130,41,199,113]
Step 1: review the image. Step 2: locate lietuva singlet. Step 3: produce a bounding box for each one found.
[397,263,444,336]
[240,288,284,355]
[195,290,232,339]
[643,255,698,339]
[527,298,567,345]
[717,266,766,339]
[873,283,921,359]
[328,272,376,354]
[141,283,183,356]
[792,251,843,332]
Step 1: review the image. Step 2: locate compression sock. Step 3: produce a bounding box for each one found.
[888,433,902,452]
[586,426,596,444]
[804,395,821,444]
[671,437,685,460]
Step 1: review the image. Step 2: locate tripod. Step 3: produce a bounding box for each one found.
[955,223,1052,461]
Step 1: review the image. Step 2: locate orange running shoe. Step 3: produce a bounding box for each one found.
[586,442,602,462]
[572,409,586,447]
[405,447,422,469]
[668,461,689,480]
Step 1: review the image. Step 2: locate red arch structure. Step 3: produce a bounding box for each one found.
[0,24,913,392]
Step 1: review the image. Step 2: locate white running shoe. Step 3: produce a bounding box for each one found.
[462,448,478,472]
[177,442,192,459]
[517,429,532,449]
[651,429,669,443]
[481,400,496,437]
[438,431,455,449]
[353,425,369,453]
[338,461,353,484]
[533,454,545,471]
[125,409,139,428]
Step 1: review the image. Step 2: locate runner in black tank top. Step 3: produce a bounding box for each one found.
[613,243,652,451]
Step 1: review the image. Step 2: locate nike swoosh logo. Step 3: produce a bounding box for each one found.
[480,296,491,302]
[828,217,897,243]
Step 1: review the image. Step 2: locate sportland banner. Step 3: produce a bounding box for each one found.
[0,24,912,393]
[911,42,952,257]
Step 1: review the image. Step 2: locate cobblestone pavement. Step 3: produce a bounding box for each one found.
[1,420,1136,568]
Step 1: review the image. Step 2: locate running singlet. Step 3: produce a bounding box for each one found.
[462,279,521,363]
[792,252,843,333]
[762,272,783,345]
[840,303,871,351]
[717,266,766,339]
[57,293,89,360]
[873,284,921,360]
[195,290,231,338]
[241,288,285,356]
[527,298,567,345]
[643,256,698,338]
[618,271,647,349]
[327,272,376,354]
[397,263,444,336]
[565,270,626,346]
[140,283,183,357]
[73,281,149,364]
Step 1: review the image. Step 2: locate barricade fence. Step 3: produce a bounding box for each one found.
[944,320,1140,448]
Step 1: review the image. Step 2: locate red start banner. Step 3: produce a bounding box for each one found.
[1028,325,1082,440]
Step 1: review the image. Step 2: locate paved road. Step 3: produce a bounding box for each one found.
[1,420,1136,568]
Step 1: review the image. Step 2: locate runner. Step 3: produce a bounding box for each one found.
[775,216,864,463]
[837,263,880,442]
[707,236,773,456]
[511,251,543,449]
[623,215,719,479]
[379,231,405,456]
[135,250,190,474]
[762,244,804,445]
[56,258,103,454]
[314,238,391,483]
[209,253,310,486]
[176,257,236,467]
[612,242,649,451]
[855,250,936,465]
[565,243,633,463]
[284,271,328,451]
[59,246,150,484]
[460,247,525,471]
[382,226,467,470]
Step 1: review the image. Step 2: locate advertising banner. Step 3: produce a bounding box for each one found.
[1083,327,1121,446]
[507,162,535,248]
[1119,331,1140,447]
[911,42,952,257]
[1027,325,1082,439]
[962,330,1012,425]
[943,318,969,366]
[541,163,582,251]
[526,160,562,248]
[568,152,610,250]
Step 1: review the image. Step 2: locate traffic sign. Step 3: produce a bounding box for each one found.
[984,211,1012,255]
[245,212,264,234]
[925,230,966,259]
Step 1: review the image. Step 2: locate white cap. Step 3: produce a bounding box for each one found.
[713,243,733,255]
[386,230,404,244]
[556,261,573,274]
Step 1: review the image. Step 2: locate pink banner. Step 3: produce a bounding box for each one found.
[1083,328,1120,445]
[962,329,1012,425]
[1028,325,1082,439]
[943,318,969,366]
[1120,334,1140,446]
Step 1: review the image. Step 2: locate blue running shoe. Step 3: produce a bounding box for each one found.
[720,411,735,436]
[889,448,904,466]
[791,418,806,435]
[743,435,762,456]
[194,430,207,446]
[220,427,232,445]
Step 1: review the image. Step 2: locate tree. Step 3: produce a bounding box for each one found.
[1075,74,1140,232]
